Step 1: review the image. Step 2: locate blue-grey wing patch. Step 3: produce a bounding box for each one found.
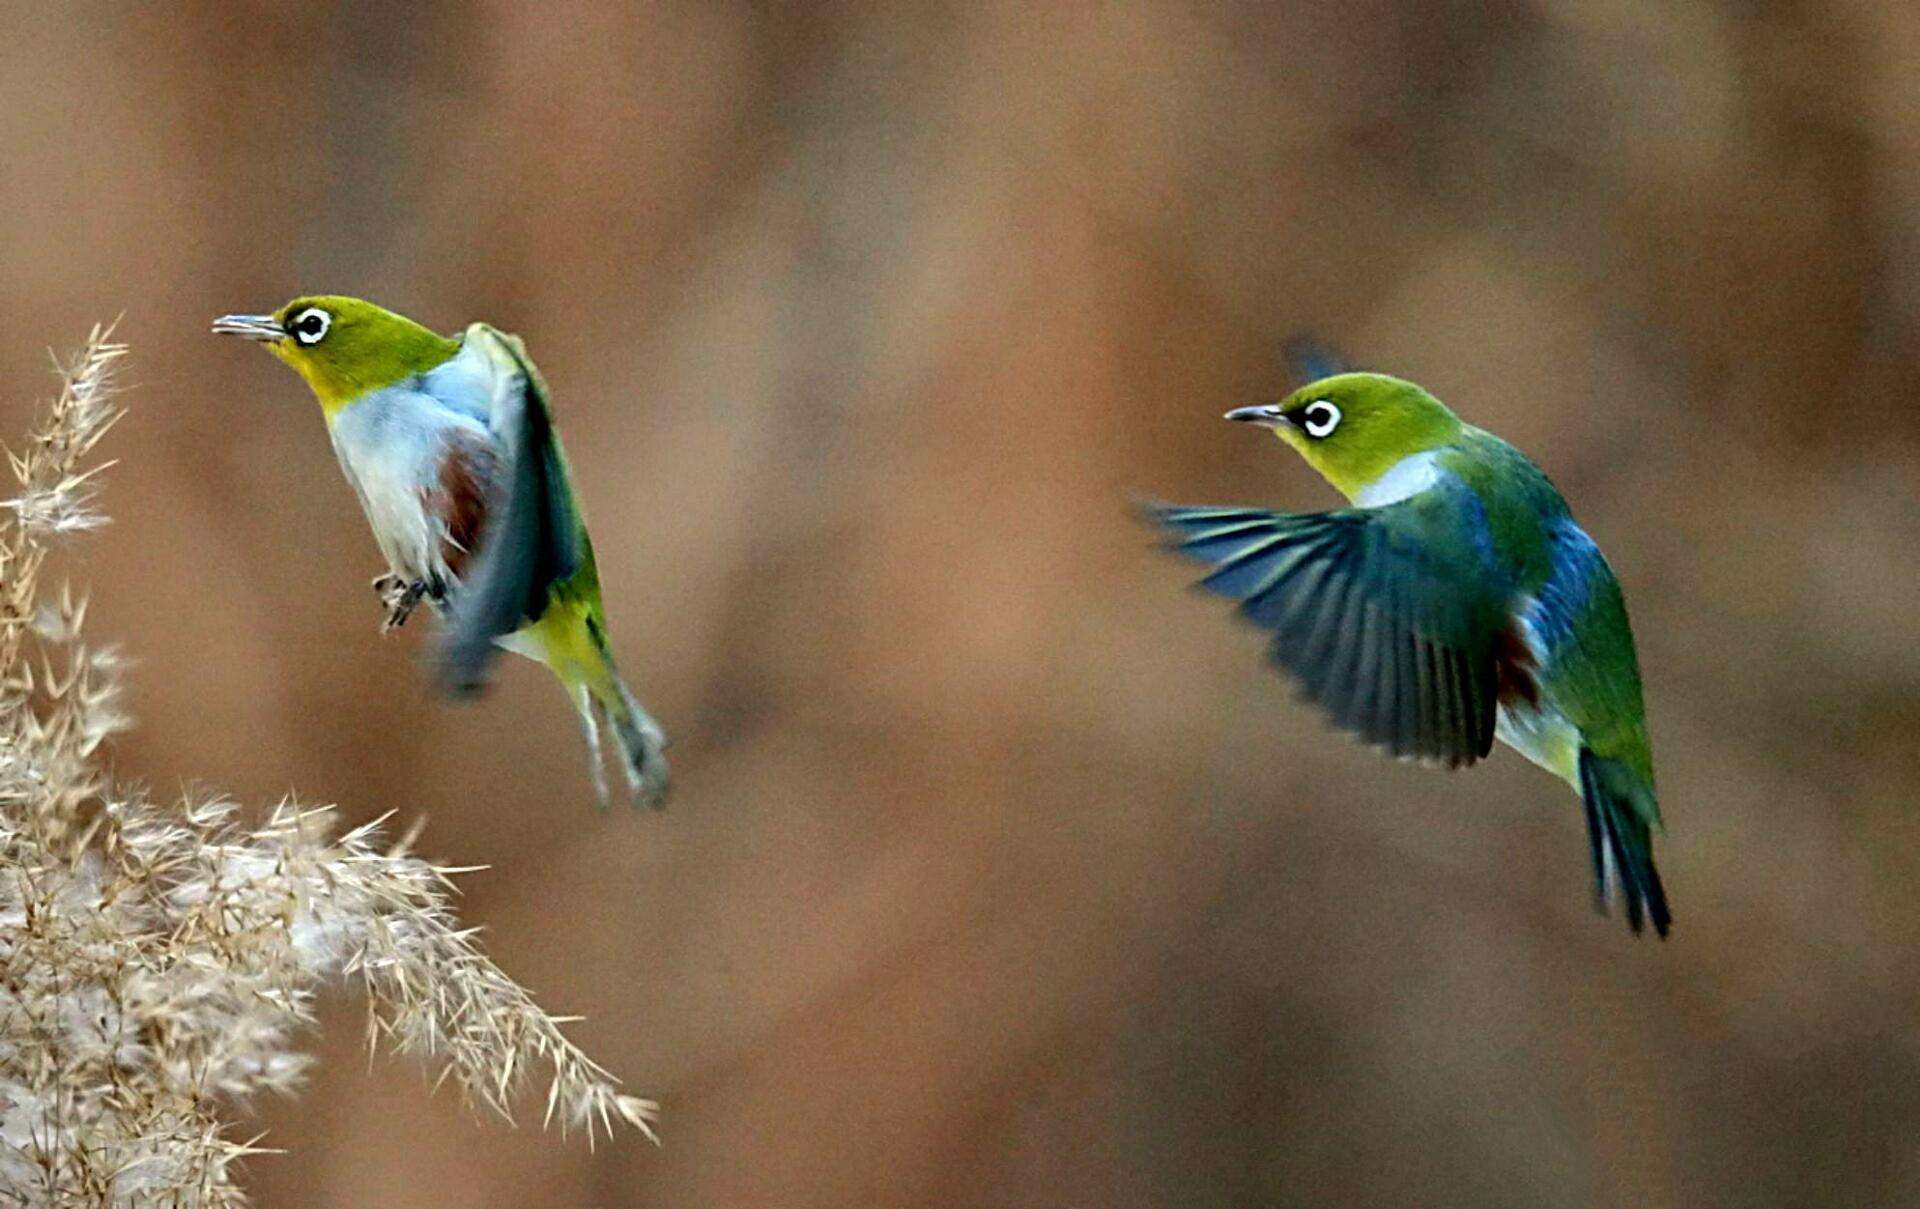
[437,326,585,694]
[1283,335,1349,385]
[1144,489,1518,766]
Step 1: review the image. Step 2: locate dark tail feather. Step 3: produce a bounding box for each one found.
[1580,777,1608,912]
[1579,750,1671,938]
[602,675,670,810]
[572,668,670,811]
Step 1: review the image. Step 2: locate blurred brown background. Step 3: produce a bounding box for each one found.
[5,1,1920,1205]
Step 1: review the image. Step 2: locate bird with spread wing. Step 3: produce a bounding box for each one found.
[1144,359,1669,935]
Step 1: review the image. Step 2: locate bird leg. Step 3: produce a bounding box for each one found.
[374,574,430,633]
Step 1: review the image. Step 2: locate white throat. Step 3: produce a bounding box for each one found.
[1354,449,1443,508]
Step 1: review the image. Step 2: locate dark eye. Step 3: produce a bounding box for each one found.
[290,307,331,345]
[1300,400,1341,439]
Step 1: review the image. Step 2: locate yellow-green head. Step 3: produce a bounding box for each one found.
[212,295,460,416]
[1227,372,1463,500]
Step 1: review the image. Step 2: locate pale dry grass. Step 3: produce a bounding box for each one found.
[0,328,655,1206]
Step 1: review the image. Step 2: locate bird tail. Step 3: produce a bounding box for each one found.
[572,663,670,810]
[506,600,670,809]
[1578,749,1670,937]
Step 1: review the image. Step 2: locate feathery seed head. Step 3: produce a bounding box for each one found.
[2,327,655,1204]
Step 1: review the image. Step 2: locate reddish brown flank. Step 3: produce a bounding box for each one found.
[1493,622,1540,708]
[427,439,493,579]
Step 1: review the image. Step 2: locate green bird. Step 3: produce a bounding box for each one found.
[1146,370,1669,935]
[213,296,668,807]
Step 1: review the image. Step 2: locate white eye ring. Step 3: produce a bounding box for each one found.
[291,307,331,345]
[1301,400,1341,438]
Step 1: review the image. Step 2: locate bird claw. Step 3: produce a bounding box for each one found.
[377,576,430,633]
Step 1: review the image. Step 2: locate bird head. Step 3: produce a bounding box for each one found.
[213,295,458,415]
[1226,372,1463,501]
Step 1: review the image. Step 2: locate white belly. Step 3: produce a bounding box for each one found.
[327,385,489,586]
[1495,701,1582,788]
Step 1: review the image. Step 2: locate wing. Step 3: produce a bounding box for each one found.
[436,324,593,693]
[1145,482,1521,766]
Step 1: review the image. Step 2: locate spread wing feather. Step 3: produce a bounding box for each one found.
[1145,485,1513,766]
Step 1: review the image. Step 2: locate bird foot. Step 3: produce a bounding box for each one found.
[375,575,430,633]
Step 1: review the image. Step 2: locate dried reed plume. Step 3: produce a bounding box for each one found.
[0,327,656,1205]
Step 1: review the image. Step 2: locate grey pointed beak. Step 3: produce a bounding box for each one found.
[1225,404,1286,427]
[211,313,286,342]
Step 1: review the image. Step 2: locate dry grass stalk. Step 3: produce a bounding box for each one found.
[0,327,656,1206]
